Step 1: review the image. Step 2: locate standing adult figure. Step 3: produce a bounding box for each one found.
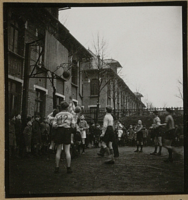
[14,114,22,157]
[23,116,32,157]
[112,120,120,157]
[40,117,50,155]
[100,105,115,164]
[32,115,41,156]
[128,125,135,146]
[161,108,176,162]
[134,120,144,152]
[142,126,148,146]
[47,108,59,152]
[9,115,16,159]
[150,111,163,156]
[53,101,74,174]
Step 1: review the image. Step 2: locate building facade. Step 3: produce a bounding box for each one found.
[81,51,145,122]
[5,5,91,125]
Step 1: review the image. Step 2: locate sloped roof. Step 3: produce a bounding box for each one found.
[104,59,122,68]
[134,92,143,98]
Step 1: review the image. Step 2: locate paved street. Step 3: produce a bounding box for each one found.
[8,146,184,196]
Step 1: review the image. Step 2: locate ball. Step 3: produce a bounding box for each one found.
[74,106,81,113]
[62,71,70,79]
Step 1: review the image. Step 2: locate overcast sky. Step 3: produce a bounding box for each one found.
[59,6,183,108]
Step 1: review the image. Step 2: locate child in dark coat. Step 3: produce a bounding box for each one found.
[23,116,32,157]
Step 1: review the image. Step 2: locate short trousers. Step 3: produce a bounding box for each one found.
[24,134,31,147]
[154,136,162,146]
[32,134,41,145]
[54,127,71,145]
[80,130,86,139]
[74,132,81,142]
[155,127,163,137]
[164,129,175,140]
[136,131,143,142]
[50,128,57,140]
[118,130,123,138]
[102,126,115,143]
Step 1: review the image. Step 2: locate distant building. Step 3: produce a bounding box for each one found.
[81,50,145,122]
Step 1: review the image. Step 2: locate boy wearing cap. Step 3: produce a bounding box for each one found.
[100,105,115,164]
[134,120,143,152]
[53,101,75,174]
[150,111,163,156]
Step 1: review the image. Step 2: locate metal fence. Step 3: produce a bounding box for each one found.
[81,107,183,123]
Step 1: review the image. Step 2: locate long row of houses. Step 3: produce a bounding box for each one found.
[5,5,145,124]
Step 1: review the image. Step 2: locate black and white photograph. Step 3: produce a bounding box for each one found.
[4,1,187,198]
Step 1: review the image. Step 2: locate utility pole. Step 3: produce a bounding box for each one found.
[51,73,57,109]
[21,43,30,129]
[95,55,100,124]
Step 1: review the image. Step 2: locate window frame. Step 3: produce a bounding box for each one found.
[90,79,99,96]
[34,89,46,117]
[8,79,22,117]
[8,18,24,56]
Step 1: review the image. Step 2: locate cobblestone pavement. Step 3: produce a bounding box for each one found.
[7,146,184,196]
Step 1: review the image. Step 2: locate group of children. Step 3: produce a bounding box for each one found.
[9,103,180,175]
[132,109,180,163]
[9,114,51,159]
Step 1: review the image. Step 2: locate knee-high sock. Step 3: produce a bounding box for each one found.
[55,150,62,167]
[168,149,172,159]
[65,150,71,167]
[154,146,158,153]
[159,146,162,153]
[100,147,105,155]
[109,149,115,160]
[104,147,110,156]
[82,143,85,152]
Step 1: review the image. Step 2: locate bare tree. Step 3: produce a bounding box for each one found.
[143,97,154,109]
[163,102,168,108]
[90,33,121,123]
[175,79,183,101]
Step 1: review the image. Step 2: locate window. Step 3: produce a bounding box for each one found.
[8,19,24,56]
[36,45,44,66]
[35,89,46,117]
[8,80,22,117]
[90,79,99,96]
[56,96,65,108]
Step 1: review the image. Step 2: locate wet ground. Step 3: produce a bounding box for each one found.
[7,146,184,196]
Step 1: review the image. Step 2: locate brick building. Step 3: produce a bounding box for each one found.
[5,5,92,124]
